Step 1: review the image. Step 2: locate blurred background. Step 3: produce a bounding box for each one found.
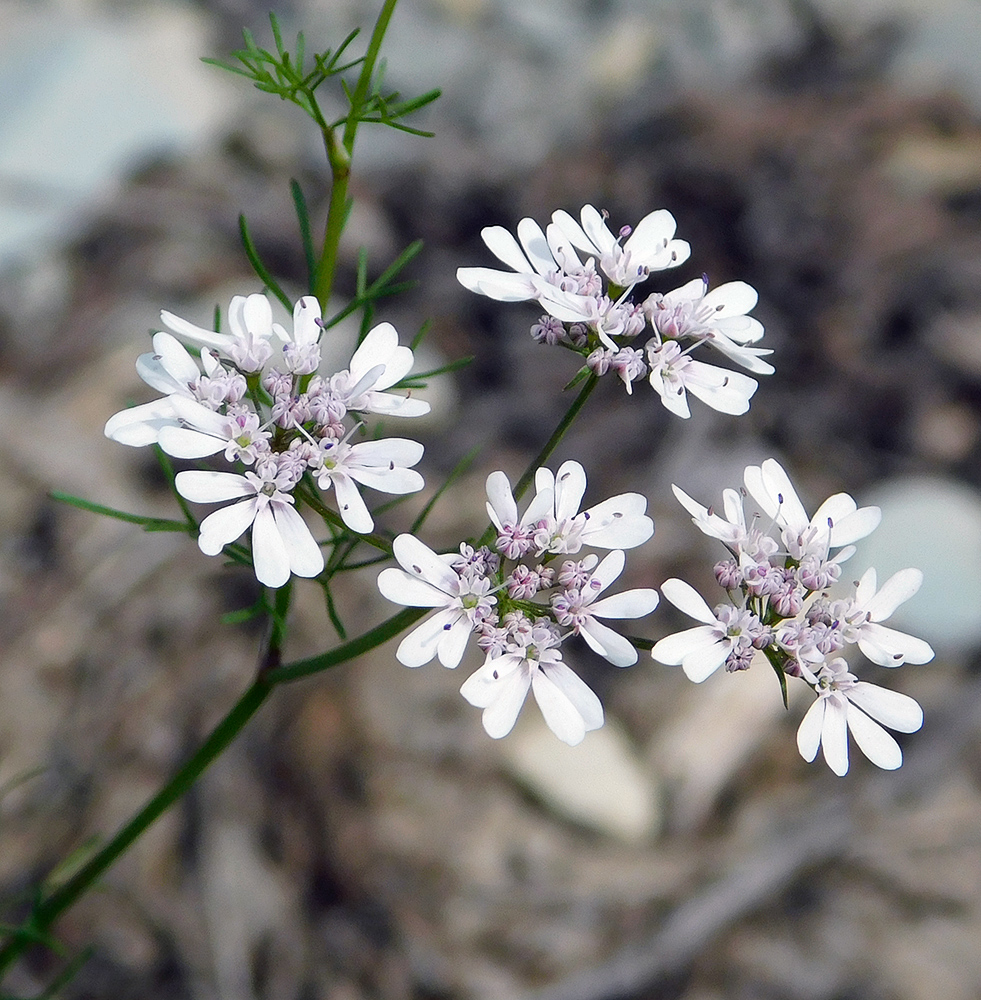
[3,0,981,996]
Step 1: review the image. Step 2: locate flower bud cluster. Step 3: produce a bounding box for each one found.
[377,460,660,745]
[653,458,935,775]
[105,292,429,587]
[457,204,773,418]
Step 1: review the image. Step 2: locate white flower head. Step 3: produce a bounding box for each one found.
[550,549,659,666]
[797,657,923,775]
[377,534,496,668]
[550,205,691,289]
[175,467,324,589]
[460,619,603,746]
[272,295,323,374]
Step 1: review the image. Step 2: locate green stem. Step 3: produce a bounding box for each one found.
[512,373,599,501]
[0,677,273,981]
[314,0,400,310]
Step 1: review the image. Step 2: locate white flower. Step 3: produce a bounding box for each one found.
[533,460,654,554]
[550,550,659,666]
[150,395,270,464]
[377,534,495,668]
[743,458,881,562]
[485,468,555,559]
[329,322,430,417]
[797,657,923,775]
[272,295,323,374]
[550,205,691,288]
[647,340,758,418]
[314,436,424,534]
[455,217,599,319]
[161,293,276,372]
[646,276,773,374]
[460,620,603,745]
[651,578,757,682]
[175,468,324,588]
[840,568,935,667]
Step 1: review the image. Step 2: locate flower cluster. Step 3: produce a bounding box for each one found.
[106,293,428,587]
[652,459,933,774]
[457,204,772,417]
[377,460,659,745]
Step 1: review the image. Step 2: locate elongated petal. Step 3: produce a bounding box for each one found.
[460,654,522,707]
[157,426,225,459]
[651,625,720,665]
[589,588,660,621]
[291,296,322,347]
[866,568,923,621]
[535,661,604,744]
[136,332,199,393]
[682,641,729,683]
[176,470,254,504]
[659,578,717,624]
[105,398,179,446]
[581,494,654,549]
[845,703,902,770]
[580,617,638,667]
[397,608,460,667]
[820,698,850,775]
[486,470,518,530]
[349,437,424,468]
[625,209,676,259]
[271,501,324,579]
[392,534,461,594]
[242,293,273,338]
[349,323,409,387]
[360,392,430,417]
[553,461,587,520]
[685,363,757,414]
[847,683,923,733]
[858,623,935,666]
[481,666,533,738]
[579,204,616,254]
[250,502,290,588]
[333,475,373,533]
[829,505,881,547]
[797,698,825,762]
[437,616,473,669]
[481,225,535,273]
[349,466,424,495]
[161,309,233,351]
[516,217,557,276]
[589,550,626,595]
[377,568,452,608]
[197,499,257,555]
[455,266,543,302]
[550,209,595,254]
[701,280,758,318]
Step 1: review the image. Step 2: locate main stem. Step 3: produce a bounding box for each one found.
[314,0,400,309]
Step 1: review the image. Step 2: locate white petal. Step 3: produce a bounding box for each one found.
[553,461,587,520]
[392,534,461,594]
[533,662,603,745]
[377,567,451,608]
[250,502,291,588]
[437,616,473,669]
[516,217,557,276]
[481,225,535,273]
[580,493,653,549]
[349,466,424,495]
[796,698,825,762]
[651,625,720,665]
[681,641,729,683]
[105,398,179,446]
[625,209,676,259]
[350,323,409,387]
[701,280,758,318]
[291,296,322,347]
[866,568,923,621]
[485,470,518,530]
[481,666,533,738]
[242,293,273,338]
[858,623,935,666]
[359,391,430,417]
[589,588,660,621]
[271,501,324,579]
[820,698,850,775]
[349,437,423,468]
[157,426,225,459]
[197,499,257,555]
[396,608,459,667]
[176,470,253,504]
[579,204,616,254]
[847,682,923,733]
[455,267,542,302]
[160,309,232,351]
[845,703,902,770]
[589,550,626,595]
[659,578,717,624]
[685,363,757,414]
[460,655,521,707]
[829,505,881,547]
[333,475,373,533]
[580,617,638,667]
[550,208,594,254]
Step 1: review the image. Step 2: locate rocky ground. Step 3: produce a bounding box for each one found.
[2,1,981,998]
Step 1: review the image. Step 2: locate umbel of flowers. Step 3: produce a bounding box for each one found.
[377,460,660,746]
[457,203,773,416]
[652,459,934,775]
[105,293,428,588]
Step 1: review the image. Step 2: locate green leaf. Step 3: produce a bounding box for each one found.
[290,179,316,293]
[50,492,191,533]
[238,214,292,313]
